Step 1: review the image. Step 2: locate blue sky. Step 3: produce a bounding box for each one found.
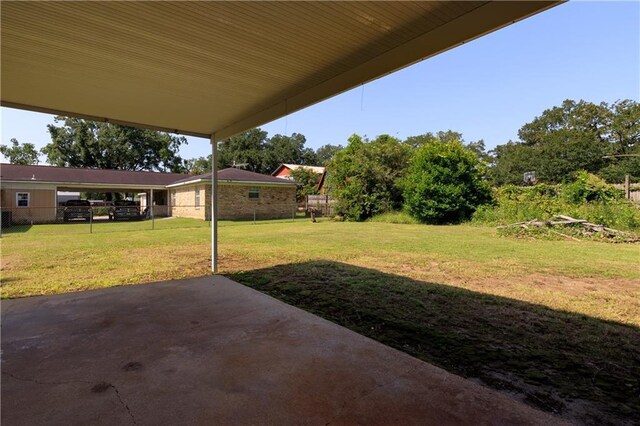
[2,1,639,163]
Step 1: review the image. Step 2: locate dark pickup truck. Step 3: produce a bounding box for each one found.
[63,200,92,222]
[109,200,142,221]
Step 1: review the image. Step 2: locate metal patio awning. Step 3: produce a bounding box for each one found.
[1,1,559,141]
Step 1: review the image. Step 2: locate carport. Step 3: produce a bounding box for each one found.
[0,163,185,223]
[1,1,559,272]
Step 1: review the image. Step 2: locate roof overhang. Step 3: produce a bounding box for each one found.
[1,1,561,140]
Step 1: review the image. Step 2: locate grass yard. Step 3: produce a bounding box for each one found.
[1,217,639,424]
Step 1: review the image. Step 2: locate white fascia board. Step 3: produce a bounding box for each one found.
[0,182,57,190]
[1,180,169,190]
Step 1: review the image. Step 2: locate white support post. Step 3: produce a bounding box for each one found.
[211,135,218,273]
[150,188,155,230]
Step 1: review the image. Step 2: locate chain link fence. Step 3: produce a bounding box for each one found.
[306,195,335,217]
[0,202,306,236]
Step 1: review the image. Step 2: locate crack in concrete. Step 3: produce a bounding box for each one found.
[108,383,138,425]
[325,365,418,425]
[2,371,137,425]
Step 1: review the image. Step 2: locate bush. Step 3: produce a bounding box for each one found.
[328,134,412,221]
[563,171,622,203]
[403,140,492,224]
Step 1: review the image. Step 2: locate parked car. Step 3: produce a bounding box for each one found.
[63,200,92,222]
[109,200,141,221]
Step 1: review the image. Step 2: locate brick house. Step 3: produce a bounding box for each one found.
[1,164,296,224]
[167,168,297,221]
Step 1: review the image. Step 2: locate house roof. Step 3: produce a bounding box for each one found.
[273,164,326,176]
[0,163,189,187]
[0,163,296,189]
[1,2,559,140]
[168,168,297,187]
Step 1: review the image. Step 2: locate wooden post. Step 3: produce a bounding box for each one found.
[624,174,630,199]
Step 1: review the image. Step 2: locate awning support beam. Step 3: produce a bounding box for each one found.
[211,135,218,273]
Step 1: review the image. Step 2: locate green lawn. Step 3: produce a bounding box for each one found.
[1,218,639,424]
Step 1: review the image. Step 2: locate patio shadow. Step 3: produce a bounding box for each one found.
[227,260,639,426]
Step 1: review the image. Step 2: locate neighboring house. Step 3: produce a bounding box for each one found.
[167,168,297,220]
[0,164,183,224]
[0,163,296,224]
[272,163,328,195]
[272,164,325,181]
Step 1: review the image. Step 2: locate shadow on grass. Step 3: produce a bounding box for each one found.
[1,224,32,234]
[228,261,639,426]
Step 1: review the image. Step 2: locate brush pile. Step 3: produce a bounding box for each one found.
[498,215,640,243]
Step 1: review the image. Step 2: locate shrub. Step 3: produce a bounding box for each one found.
[328,134,412,221]
[403,140,492,224]
[562,171,622,203]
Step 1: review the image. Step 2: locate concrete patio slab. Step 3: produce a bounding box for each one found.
[1,276,564,425]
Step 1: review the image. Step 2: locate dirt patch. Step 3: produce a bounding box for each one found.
[0,254,21,271]
[516,273,638,296]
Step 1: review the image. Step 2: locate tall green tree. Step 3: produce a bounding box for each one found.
[403,140,492,224]
[600,99,640,182]
[315,144,343,165]
[328,134,412,221]
[217,128,268,173]
[405,131,491,165]
[404,130,463,148]
[184,156,212,175]
[491,99,640,184]
[489,141,536,186]
[41,117,187,172]
[0,138,40,165]
[262,133,317,173]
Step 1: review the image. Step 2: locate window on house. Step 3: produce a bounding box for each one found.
[16,192,30,207]
[195,186,201,207]
[248,187,260,200]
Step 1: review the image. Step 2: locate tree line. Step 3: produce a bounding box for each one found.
[2,98,638,185]
[0,116,343,176]
[184,128,342,175]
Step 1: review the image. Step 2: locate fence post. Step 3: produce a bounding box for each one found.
[89,207,93,234]
[625,174,630,199]
[292,205,295,222]
[151,205,155,230]
[253,208,256,224]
